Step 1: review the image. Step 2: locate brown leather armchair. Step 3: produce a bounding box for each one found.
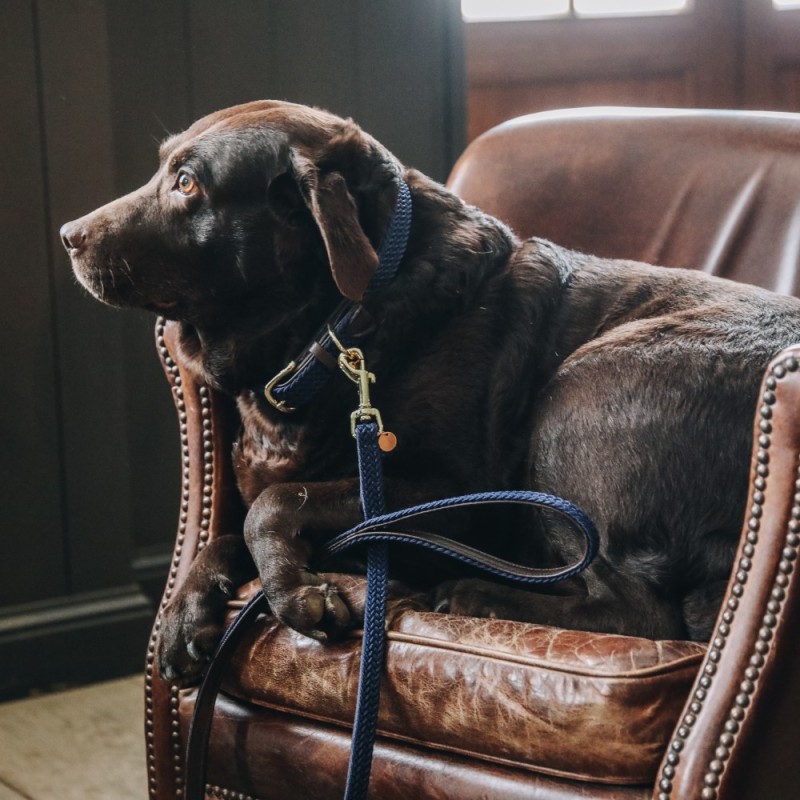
[145,109,800,800]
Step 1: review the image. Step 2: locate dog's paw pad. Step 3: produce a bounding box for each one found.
[269,577,353,640]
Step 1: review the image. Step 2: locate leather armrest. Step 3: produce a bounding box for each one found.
[656,345,800,800]
[146,319,245,799]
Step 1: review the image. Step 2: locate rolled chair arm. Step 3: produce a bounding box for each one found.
[145,319,245,800]
[656,345,800,800]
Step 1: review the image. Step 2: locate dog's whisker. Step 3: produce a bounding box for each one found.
[151,111,173,139]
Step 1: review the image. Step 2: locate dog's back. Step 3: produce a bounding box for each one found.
[468,238,800,640]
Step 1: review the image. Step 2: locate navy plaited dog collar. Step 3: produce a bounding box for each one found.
[264,179,413,412]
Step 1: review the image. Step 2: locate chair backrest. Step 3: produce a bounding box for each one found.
[447,107,800,297]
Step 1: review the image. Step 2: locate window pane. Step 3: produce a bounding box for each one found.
[461,0,569,22]
[774,0,800,8]
[575,0,688,14]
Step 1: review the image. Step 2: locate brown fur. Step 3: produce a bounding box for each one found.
[60,100,800,684]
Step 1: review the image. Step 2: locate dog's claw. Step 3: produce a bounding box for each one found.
[156,598,228,686]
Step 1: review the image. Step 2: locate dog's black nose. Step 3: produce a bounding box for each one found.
[60,220,87,254]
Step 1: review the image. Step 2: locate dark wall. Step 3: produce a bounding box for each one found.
[0,0,464,699]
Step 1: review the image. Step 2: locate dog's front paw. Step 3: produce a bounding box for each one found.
[156,587,230,685]
[432,578,519,620]
[244,484,357,641]
[266,569,353,641]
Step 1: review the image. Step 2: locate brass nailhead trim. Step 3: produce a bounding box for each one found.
[198,386,213,550]
[658,354,800,800]
[206,785,265,800]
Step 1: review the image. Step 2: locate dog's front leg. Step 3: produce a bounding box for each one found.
[244,479,367,640]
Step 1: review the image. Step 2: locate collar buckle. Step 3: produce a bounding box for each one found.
[264,361,298,412]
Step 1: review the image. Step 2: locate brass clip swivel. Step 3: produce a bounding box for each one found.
[329,328,397,452]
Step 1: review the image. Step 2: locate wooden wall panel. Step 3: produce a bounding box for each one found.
[1,0,155,700]
[356,0,466,181]
[105,0,190,557]
[0,0,465,697]
[0,1,67,605]
[778,69,800,108]
[186,0,279,118]
[36,0,137,594]
[106,0,191,192]
[258,0,362,117]
[743,1,800,110]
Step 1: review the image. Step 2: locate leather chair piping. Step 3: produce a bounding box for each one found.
[382,628,706,679]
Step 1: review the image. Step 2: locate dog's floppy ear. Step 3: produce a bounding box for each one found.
[289,151,379,303]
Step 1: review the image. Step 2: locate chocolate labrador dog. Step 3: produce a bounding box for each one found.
[61,100,800,684]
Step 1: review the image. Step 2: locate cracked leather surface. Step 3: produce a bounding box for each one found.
[223,577,704,784]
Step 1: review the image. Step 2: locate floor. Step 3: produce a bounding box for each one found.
[0,675,146,800]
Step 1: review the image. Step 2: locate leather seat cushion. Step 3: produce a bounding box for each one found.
[220,576,704,785]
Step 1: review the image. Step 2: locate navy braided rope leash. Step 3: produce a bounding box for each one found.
[182,174,600,799]
[343,421,389,799]
[184,426,599,800]
[336,422,599,800]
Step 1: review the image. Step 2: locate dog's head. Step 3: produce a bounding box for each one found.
[61,101,404,324]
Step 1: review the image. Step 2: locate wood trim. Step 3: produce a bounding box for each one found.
[467,16,701,84]
[0,586,154,701]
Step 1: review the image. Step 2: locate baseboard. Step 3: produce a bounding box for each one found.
[132,545,173,606]
[0,585,155,701]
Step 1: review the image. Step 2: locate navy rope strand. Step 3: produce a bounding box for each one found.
[344,422,389,800]
[340,432,600,799]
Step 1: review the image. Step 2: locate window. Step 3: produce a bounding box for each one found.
[774,0,800,8]
[461,0,689,21]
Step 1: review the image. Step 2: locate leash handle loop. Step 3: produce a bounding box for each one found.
[182,487,599,800]
[182,178,600,800]
[323,490,599,585]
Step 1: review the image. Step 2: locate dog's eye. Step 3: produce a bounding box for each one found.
[176,171,198,196]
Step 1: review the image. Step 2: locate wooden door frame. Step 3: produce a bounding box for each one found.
[743,0,800,107]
